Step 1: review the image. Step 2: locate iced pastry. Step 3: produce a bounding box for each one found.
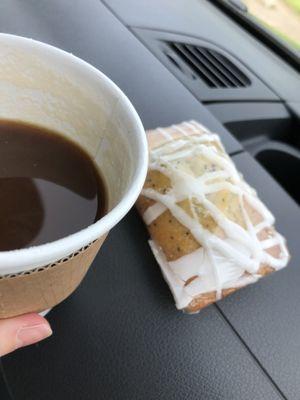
[136,121,289,313]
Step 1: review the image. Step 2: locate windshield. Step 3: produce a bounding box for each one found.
[243,0,300,51]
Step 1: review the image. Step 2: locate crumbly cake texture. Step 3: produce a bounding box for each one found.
[136,121,289,313]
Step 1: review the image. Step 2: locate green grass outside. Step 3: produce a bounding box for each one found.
[285,0,300,14]
[251,13,300,50]
[281,1,300,48]
[265,22,300,50]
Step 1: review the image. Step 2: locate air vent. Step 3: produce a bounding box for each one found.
[168,42,251,88]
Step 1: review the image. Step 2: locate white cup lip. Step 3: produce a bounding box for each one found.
[0,33,148,272]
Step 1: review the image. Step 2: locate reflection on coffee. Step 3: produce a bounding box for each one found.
[0,120,107,251]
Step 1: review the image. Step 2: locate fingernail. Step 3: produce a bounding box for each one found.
[16,324,52,349]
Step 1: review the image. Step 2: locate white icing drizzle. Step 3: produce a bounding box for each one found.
[172,124,189,136]
[254,221,270,233]
[142,121,289,309]
[143,203,167,225]
[156,127,173,140]
[149,240,193,309]
[184,120,210,134]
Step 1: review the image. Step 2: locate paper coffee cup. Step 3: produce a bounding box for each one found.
[0,34,148,318]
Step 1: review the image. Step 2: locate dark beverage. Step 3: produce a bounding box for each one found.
[0,120,107,251]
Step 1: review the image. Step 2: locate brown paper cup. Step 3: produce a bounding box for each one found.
[0,34,148,318]
[0,236,107,319]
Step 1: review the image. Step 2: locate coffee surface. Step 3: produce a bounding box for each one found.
[0,120,106,251]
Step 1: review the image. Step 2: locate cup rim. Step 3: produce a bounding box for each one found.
[0,33,148,272]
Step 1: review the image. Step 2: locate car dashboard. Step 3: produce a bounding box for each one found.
[0,1,300,399]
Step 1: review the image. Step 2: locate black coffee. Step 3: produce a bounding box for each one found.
[0,120,107,251]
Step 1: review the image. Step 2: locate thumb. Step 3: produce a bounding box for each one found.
[0,313,52,357]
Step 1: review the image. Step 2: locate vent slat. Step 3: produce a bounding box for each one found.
[185,45,232,88]
[206,49,250,86]
[194,47,242,87]
[172,43,220,87]
[167,41,251,89]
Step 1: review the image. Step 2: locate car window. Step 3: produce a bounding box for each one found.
[243,0,300,51]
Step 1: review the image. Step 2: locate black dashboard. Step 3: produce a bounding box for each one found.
[1,1,300,399]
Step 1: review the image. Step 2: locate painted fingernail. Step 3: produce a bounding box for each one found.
[16,324,52,349]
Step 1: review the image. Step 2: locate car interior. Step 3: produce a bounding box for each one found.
[0,0,299,399]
